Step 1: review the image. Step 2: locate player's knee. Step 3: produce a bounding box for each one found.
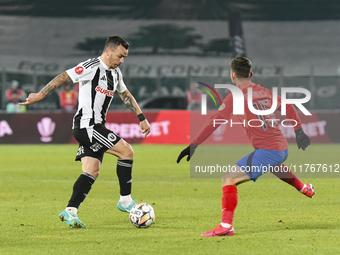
[121,143,134,159]
[222,177,238,186]
[81,158,101,178]
[83,164,100,178]
[83,168,100,179]
[91,169,100,179]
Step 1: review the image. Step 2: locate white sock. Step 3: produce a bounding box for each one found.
[221,222,232,228]
[120,195,132,207]
[66,207,78,214]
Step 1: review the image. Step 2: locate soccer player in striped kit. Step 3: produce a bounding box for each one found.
[20,35,151,228]
[177,57,314,237]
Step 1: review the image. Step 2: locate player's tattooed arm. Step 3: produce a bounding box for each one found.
[19,71,72,105]
[119,89,151,138]
[120,89,140,115]
[40,72,71,96]
[123,95,137,114]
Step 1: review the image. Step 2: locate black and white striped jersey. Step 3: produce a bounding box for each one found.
[66,57,127,129]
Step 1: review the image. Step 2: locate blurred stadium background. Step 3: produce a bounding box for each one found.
[0,0,340,144]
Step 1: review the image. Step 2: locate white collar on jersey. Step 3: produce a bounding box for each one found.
[99,56,113,71]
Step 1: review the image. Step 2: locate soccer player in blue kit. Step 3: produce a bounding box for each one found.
[177,57,315,236]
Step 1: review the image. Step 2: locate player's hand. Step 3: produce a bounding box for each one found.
[19,92,44,105]
[177,143,197,163]
[139,119,151,138]
[295,127,310,151]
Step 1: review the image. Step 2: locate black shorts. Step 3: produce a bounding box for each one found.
[73,124,121,163]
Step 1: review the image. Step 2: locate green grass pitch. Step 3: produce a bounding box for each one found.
[0,144,339,255]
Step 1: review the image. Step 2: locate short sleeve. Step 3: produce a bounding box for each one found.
[115,68,127,93]
[66,59,97,83]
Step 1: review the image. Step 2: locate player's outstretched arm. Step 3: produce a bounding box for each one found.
[283,103,311,150]
[119,89,151,138]
[295,127,310,150]
[177,143,197,163]
[19,72,71,105]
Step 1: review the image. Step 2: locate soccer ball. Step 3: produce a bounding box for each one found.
[129,203,155,228]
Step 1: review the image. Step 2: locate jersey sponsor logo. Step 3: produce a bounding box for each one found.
[75,71,92,82]
[95,86,114,97]
[75,66,84,75]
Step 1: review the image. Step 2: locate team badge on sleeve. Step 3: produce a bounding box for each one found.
[75,66,84,75]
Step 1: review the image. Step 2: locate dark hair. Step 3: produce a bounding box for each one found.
[230,57,252,78]
[103,35,129,51]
